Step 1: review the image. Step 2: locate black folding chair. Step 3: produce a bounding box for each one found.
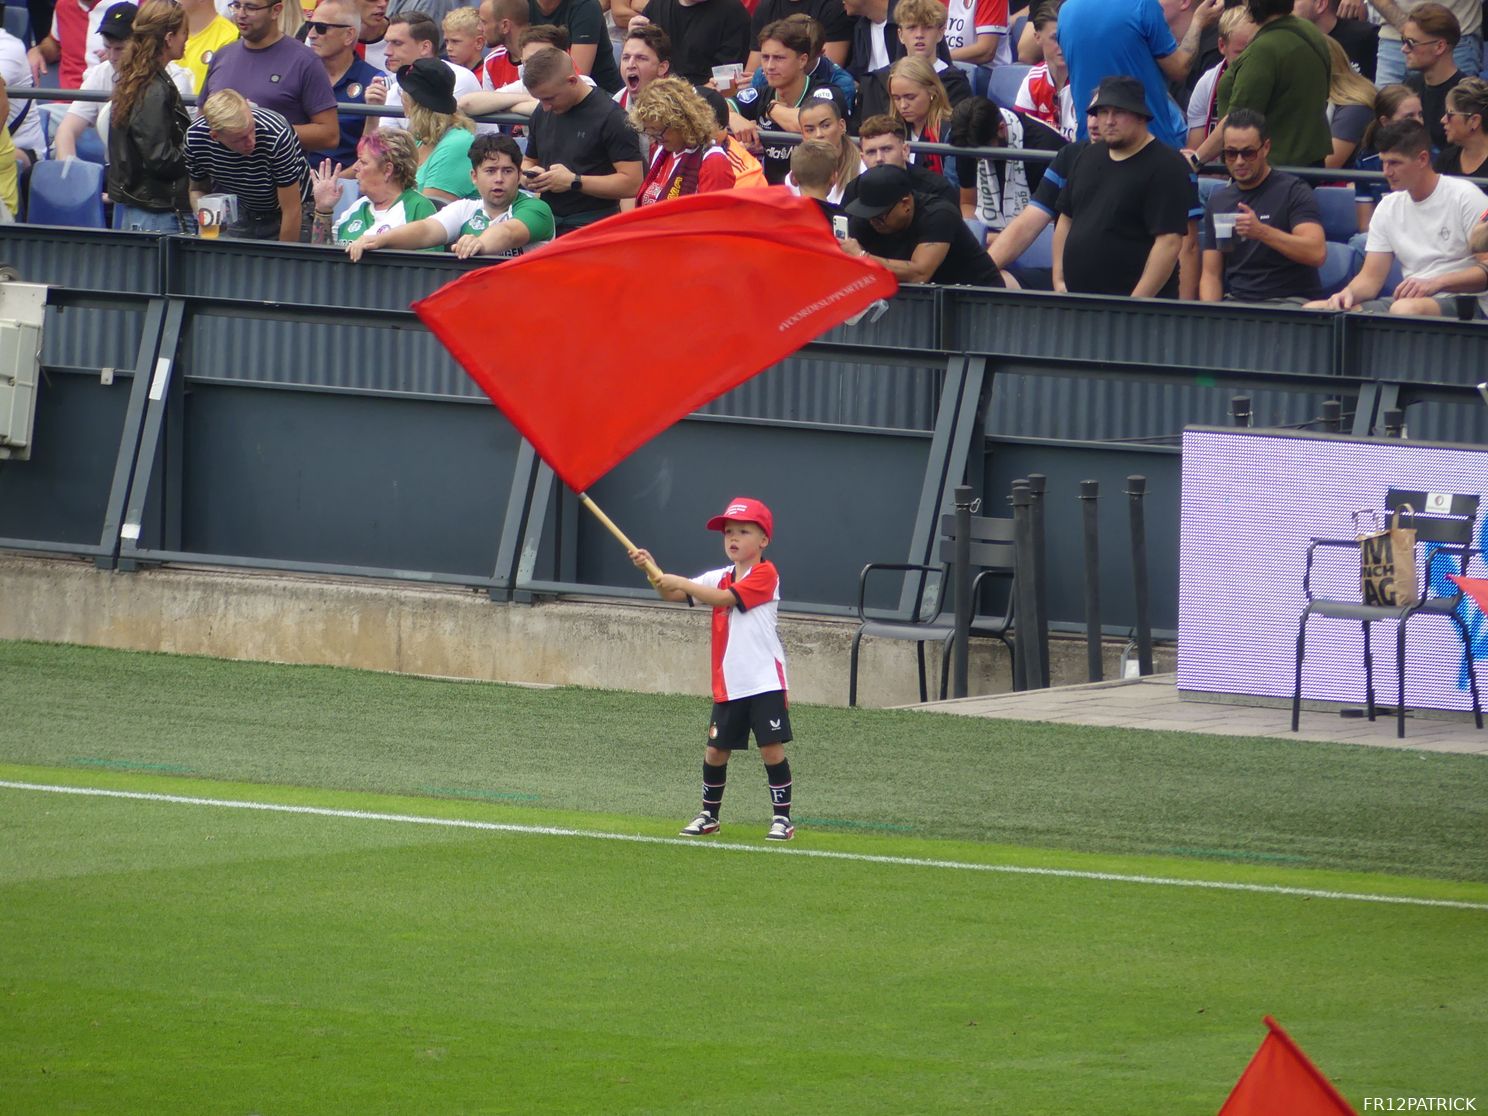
[848,512,1015,706]
[1292,490,1483,739]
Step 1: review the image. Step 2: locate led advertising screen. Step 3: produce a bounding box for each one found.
[1178,427,1488,713]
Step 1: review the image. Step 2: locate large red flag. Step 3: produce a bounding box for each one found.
[1451,575,1488,615]
[1218,1016,1357,1115]
[413,188,897,494]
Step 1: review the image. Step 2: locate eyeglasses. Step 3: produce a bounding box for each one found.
[1222,146,1262,160]
[306,19,352,31]
[642,127,666,140]
[227,1,277,10]
[1444,109,1478,119]
[1401,35,1443,50]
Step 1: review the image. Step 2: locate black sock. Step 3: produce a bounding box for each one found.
[702,761,727,819]
[765,759,792,818]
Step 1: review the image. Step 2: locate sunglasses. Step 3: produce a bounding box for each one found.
[1222,146,1263,160]
[307,19,352,31]
[1401,35,1443,50]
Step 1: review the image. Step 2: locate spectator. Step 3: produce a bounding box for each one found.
[1057,0,1222,149]
[614,0,750,86]
[28,0,108,89]
[186,88,314,239]
[1306,118,1488,313]
[839,162,1006,283]
[358,0,392,68]
[0,17,44,169]
[0,79,17,217]
[1161,0,1224,106]
[477,0,524,88]
[730,17,846,183]
[1186,6,1256,149]
[1053,75,1191,297]
[790,136,842,221]
[615,22,670,112]
[198,0,339,151]
[1192,0,1332,168]
[386,0,462,27]
[528,0,621,91]
[629,74,733,203]
[856,0,971,122]
[988,100,1097,279]
[179,0,239,92]
[1362,0,1479,86]
[310,127,436,242]
[1199,108,1325,301]
[698,83,767,185]
[1401,3,1463,148]
[1293,0,1376,81]
[1436,75,1488,174]
[365,11,481,129]
[1014,0,1074,139]
[943,0,1008,68]
[280,0,306,38]
[792,94,859,199]
[397,57,479,204]
[848,113,957,205]
[52,2,193,159]
[521,43,644,231]
[1324,33,1376,166]
[349,131,555,255]
[841,0,896,81]
[306,0,383,169]
[1354,82,1422,226]
[442,5,486,70]
[740,12,857,106]
[887,56,954,178]
[747,0,852,72]
[108,0,192,232]
[950,95,1066,245]
[457,23,582,118]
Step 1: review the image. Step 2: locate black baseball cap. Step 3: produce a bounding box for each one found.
[1088,75,1152,119]
[843,164,913,219]
[99,2,138,41]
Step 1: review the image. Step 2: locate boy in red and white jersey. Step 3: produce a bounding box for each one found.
[630,496,795,842]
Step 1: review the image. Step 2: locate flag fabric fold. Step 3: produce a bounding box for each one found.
[1218,1015,1357,1115]
[413,188,899,494]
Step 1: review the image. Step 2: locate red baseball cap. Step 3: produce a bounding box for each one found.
[706,496,774,539]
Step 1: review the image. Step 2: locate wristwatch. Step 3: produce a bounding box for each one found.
[572,173,583,193]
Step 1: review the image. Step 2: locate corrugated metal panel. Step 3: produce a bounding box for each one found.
[0,227,159,292]
[701,355,941,429]
[1406,401,1488,444]
[43,304,147,370]
[1349,317,1488,384]
[817,285,942,349]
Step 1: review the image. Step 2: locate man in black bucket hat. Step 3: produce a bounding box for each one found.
[1051,75,1192,299]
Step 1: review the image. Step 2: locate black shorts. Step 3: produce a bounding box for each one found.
[708,691,792,750]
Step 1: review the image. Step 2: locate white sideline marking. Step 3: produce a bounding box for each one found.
[3,779,1485,912]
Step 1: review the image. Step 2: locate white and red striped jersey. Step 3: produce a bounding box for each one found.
[481,46,520,91]
[943,0,1009,55]
[698,561,788,702]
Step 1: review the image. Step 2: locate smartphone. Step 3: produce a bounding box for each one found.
[832,215,848,241]
[522,167,540,178]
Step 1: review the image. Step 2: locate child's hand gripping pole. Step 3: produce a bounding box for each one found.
[578,492,664,586]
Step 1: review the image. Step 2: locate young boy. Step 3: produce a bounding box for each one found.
[629,497,795,842]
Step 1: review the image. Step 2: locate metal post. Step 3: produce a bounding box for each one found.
[1028,474,1050,688]
[1009,479,1029,692]
[1382,408,1404,439]
[951,484,973,700]
[1321,400,1341,432]
[1080,479,1103,683]
[1011,482,1043,692]
[1230,395,1252,428]
[1126,475,1154,677]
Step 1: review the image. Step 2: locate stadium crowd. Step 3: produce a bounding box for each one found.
[5,0,1488,312]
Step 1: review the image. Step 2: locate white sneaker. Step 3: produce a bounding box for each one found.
[766,816,795,841]
[679,812,720,836]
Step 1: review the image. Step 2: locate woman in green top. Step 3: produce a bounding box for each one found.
[399,57,479,206]
[310,127,440,246]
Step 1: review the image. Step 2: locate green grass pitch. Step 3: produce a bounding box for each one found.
[1,640,1485,1113]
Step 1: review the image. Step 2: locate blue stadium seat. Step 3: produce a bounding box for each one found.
[1009,222,1054,277]
[1197,176,1226,208]
[332,178,361,222]
[1009,14,1028,57]
[1317,241,1357,296]
[27,159,105,227]
[3,5,30,45]
[987,63,1030,109]
[75,126,107,165]
[1312,185,1357,242]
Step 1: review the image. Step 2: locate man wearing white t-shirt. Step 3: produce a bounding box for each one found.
[347,132,554,258]
[0,27,45,164]
[362,10,479,131]
[1307,119,1488,316]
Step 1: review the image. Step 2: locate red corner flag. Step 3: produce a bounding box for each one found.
[1451,575,1488,615]
[1218,1016,1357,1115]
[412,188,898,494]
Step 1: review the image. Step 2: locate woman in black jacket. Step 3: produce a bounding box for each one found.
[108,0,191,232]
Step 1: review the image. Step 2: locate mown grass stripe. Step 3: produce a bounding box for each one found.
[4,778,1484,912]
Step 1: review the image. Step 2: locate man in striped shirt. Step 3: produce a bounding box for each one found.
[186,89,314,241]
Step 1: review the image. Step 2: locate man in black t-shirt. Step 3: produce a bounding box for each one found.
[1402,5,1464,150]
[1054,76,1191,298]
[529,0,623,91]
[840,164,1005,286]
[1293,0,1378,81]
[521,45,645,232]
[637,0,753,84]
[748,0,853,70]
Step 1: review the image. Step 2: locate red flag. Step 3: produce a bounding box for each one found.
[1451,575,1488,615]
[1218,1016,1357,1115]
[413,188,898,494]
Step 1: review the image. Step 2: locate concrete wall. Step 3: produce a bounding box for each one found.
[0,554,1173,707]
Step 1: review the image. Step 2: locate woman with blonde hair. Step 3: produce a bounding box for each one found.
[1324,35,1376,169]
[1437,77,1488,178]
[399,58,478,205]
[310,127,439,245]
[108,0,192,232]
[629,76,733,205]
[887,55,954,179]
